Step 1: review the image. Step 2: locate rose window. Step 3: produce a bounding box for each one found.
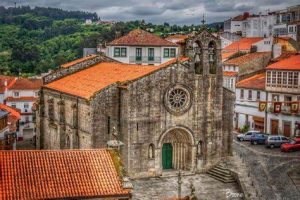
[164,85,192,115]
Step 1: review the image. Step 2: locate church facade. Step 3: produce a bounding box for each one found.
[35,29,235,178]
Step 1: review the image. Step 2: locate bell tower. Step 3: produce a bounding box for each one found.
[185,16,222,77]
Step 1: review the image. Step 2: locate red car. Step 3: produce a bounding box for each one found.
[281,138,300,152]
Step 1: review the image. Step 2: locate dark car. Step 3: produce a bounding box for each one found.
[281,138,300,152]
[250,133,268,145]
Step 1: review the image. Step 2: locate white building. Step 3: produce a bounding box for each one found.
[0,77,42,139]
[224,12,251,35]
[242,15,276,38]
[106,29,179,66]
[235,55,300,137]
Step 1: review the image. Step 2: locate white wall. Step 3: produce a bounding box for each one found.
[254,37,273,52]
[106,45,178,65]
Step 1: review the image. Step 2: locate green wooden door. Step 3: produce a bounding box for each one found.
[162,143,173,169]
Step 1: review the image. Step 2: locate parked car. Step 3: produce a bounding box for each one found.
[281,138,300,152]
[265,135,289,148]
[237,130,261,141]
[250,133,268,145]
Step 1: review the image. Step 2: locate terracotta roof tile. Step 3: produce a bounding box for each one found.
[223,71,238,77]
[0,104,21,120]
[0,149,131,200]
[266,54,300,70]
[8,78,42,90]
[222,51,238,60]
[165,34,189,44]
[223,37,263,52]
[224,52,271,66]
[5,96,37,102]
[108,29,178,47]
[236,73,265,90]
[0,76,16,93]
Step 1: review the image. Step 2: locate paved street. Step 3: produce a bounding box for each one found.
[233,138,300,200]
[132,173,241,200]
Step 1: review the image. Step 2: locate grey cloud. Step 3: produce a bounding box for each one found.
[0,0,299,24]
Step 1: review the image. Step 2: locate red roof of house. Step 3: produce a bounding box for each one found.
[165,34,189,44]
[45,58,188,99]
[0,104,21,120]
[0,76,16,93]
[236,73,266,90]
[231,12,252,21]
[7,78,42,90]
[223,37,263,52]
[0,149,131,200]
[224,52,271,66]
[108,29,178,47]
[222,51,238,61]
[266,54,300,70]
[5,96,37,102]
[223,71,238,77]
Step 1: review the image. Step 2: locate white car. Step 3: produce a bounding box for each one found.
[237,131,261,141]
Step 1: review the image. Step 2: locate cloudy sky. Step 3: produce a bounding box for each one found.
[1,0,299,24]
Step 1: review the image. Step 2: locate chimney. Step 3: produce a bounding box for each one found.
[243,12,250,19]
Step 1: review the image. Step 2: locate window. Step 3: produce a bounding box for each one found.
[114,48,120,57]
[288,72,293,85]
[14,92,19,97]
[248,90,252,100]
[266,71,271,85]
[271,71,276,84]
[257,91,261,100]
[11,103,16,108]
[148,48,154,61]
[240,89,244,99]
[24,104,29,109]
[107,116,111,134]
[277,71,282,85]
[272,94,279,102]
[35,91,39,97]
[120,48,127,57]
[294,72,298,86]
[25,116,29,123]
[170,48,176,58]
[163,48,169,58]
[284,95,292,106]
[136,48,142,61]
[283,72,287,85]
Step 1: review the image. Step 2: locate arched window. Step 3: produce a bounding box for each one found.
[208,41,217,74]
[148,143,155,159]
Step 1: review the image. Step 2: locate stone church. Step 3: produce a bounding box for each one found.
[35,29,235,178]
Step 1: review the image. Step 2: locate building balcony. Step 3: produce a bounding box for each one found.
[129,56,161,64]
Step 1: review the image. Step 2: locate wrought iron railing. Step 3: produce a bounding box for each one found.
[129,56,161,64]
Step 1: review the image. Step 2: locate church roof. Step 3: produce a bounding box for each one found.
[108,29,178,47]
[44,58,187,99]
[0,149,131,200]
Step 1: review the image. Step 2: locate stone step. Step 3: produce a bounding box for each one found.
[208,169,232,178]
[212,166,231,175]
[207,164,235,183]
[207,173,235,183]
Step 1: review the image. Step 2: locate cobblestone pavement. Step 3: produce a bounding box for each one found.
[233,139,300,200]
[132,174,242,200]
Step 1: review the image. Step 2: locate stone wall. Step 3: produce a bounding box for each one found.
[36,88,92,150]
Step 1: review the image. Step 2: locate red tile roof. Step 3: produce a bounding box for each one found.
[7,78,42,90]
[45,58,189,99]
[224,52,271,66]
[0,104,21,120]
[266,54,300,71]
[223,37,263,52]
[0,76,16,93]
[108,29,178,47]
[222,51,238,60]
[61,54,98,68]
[236,73,266,90]
[165,34,189,44]
[0,149,131,200]
[223,71,238,77]
[5,96,37,102]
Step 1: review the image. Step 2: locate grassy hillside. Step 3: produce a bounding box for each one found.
[0,6,223,77]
